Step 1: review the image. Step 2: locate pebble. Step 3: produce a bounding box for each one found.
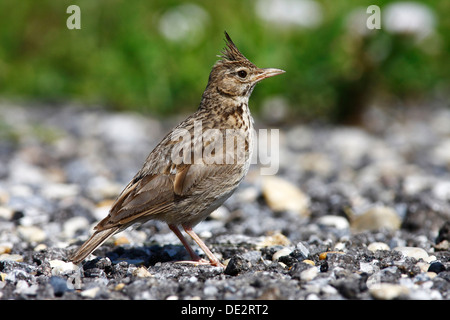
[317,215,349,230]
[41,183,80,200]
[132,267,153,278]
[300,267,319,282]
[303,259,315,266]
[261,176,310,216]
[0,244,12,254]
[63,216,90,238]
[295,242,310,258]
[272,247,293,261]
[257,232,291,248]
[81,286,100,298]
[33,243,48,252]
[428,261,446,274]
[0,206,14,220]
[367,242,390,252]
[14,280,39,296]
[49,260,78,275]
[351,206,401,231]
[369,283,410,300]
[0,254,24,262]
[393,247,429,261]
[319,251,344,260]
[17,225,47,243]
[114,283,126,291]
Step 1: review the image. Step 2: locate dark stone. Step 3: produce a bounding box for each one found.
[224,255,250,276]
[428,261,446,274]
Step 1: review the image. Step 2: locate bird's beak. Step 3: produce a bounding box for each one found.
[255,68,285,82]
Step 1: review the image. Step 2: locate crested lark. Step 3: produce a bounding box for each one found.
[69,32,285,267]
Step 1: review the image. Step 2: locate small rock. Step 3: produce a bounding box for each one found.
[81,286,100,298]
[49,259,78,275]
[33,243,48,252]
[63,216,90,238]
[224,255,250,276]
[428,261,446,274]
[256,232,291,248]
[369,283,410,300]
[393,247,429,261]
[14,280,39,296]
[272,247,293,261]
[367,242,390,252]
[300,267,318,282]
[294,242,310,259]
[17,225,47,243]
[435,240,449,251]
[132,267,152,278]
[0,243,12,254]
[317,215,350,230]
[0,206,14,220]
[114,283,125,291]
[203,285,219,296]
[42,183,80,200]
[351,206,401,231]
[262,176,310,216]
[302,259,315,266]
[290,262,317,281]
[0,254,24,262]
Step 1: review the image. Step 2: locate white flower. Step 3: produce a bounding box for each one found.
[383,1,436,40]
[158,4,209,45]
[255,0,323,29]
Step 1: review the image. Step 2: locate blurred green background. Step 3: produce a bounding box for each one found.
[0,0,448,123]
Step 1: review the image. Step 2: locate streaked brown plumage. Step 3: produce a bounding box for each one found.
[69,32,284,267]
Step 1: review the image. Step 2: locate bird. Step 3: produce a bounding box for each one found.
[69,31,285,267]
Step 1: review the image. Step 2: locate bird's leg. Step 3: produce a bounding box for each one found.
[182,225,225,268]
[168,224,203,262]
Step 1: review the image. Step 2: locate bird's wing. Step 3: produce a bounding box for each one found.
[94,126,241,231]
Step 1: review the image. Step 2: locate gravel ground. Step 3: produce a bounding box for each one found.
[0,101,449,301]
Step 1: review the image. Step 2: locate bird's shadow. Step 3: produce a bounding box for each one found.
[84,243,192,269]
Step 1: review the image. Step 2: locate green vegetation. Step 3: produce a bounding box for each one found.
[0,0,448,122]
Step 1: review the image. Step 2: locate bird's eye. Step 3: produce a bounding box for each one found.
[237,70,247,78]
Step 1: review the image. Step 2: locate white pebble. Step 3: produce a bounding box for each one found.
[0,254,24,262]
[368,242,390,252]
[42,183,80,200]
[203,285,218,296]
[63,216,90,238]
[272,247,292,261]
[393,247,429,260]
[359,262,375,273]
[317,215,349,230]
[81,286,100,298]
[132,267,152,278]
[14,280,39,296]
[262,176,310,217]
[370,283,409,300]
[17,225,46,243]
[300,267,319,282]
[49,259,78,275]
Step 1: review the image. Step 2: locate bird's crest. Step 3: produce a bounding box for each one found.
[219,31,250,63]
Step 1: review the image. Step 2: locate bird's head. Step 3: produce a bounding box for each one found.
[205,32,285,99]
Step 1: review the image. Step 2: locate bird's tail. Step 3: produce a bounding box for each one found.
[69,227,120,264]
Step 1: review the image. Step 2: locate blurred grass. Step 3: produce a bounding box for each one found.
[0,0,449,122]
